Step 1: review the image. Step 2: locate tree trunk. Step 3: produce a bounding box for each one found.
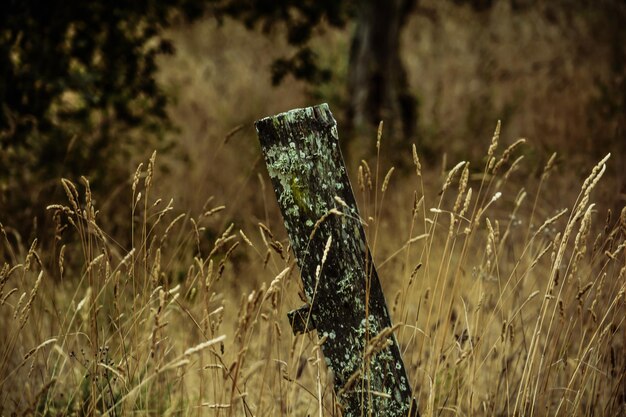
[347,0,417,145]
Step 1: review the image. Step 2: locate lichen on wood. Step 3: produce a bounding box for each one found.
[255,103,419,417]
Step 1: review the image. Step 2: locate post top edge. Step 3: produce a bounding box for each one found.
[254,103,331,126]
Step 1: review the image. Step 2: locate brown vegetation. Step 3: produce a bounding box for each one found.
[1,5,625,416]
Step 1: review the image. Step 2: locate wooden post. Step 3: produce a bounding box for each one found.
[255,104,419,417]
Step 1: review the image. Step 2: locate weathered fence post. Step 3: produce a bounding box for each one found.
[255,104,419,417]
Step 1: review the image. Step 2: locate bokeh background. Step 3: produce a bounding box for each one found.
[1,0,624,247]
[1,1,625,416]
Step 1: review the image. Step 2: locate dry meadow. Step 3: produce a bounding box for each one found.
[1,9,625,417]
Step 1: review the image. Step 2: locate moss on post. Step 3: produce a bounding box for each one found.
[255,103,419,417]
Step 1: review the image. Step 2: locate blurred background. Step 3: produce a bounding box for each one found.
[1,2,625,415]
[1,0,625,253]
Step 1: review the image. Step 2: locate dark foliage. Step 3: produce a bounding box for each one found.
[216,0,354,84]
[0,0,206,242]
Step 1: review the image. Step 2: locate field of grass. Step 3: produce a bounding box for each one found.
[1,120,624,415]
[1,11,625,417]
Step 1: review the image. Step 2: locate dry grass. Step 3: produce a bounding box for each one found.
[1,9,625,416]
[1,120,624,416]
